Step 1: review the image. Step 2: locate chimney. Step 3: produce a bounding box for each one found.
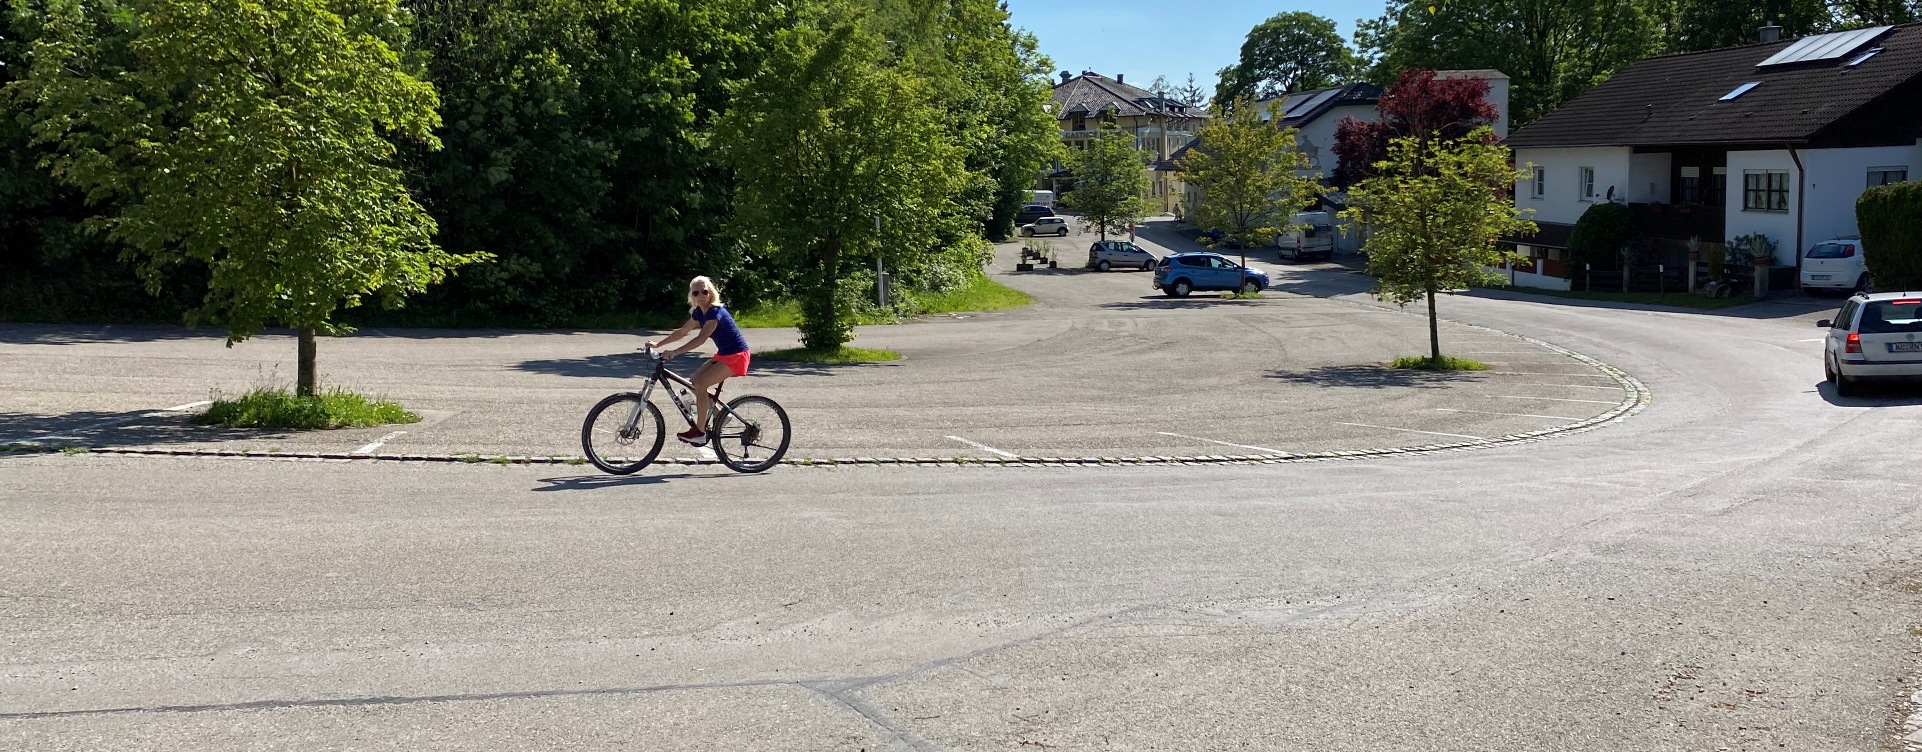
[1116,73,1125,85]
[1059,71,1071,84]
[1759,23,1783,43]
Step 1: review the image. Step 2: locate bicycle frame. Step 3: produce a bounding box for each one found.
[626,355,745,436]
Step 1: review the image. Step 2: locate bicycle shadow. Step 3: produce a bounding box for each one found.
[533,472,748,491]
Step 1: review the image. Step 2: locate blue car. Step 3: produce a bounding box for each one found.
[1152,252,1269,297]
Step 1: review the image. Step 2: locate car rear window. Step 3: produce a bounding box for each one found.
[1859,300,1922,334]
[1806,242,1855,259]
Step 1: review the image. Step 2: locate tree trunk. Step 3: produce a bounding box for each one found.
[1426,288,1441,363]
[297,327,318,397]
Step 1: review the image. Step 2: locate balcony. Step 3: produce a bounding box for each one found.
[1630,202,1724,243]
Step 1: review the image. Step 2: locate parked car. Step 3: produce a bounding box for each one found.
[1277,212,1336,262]
[1088,240,1156,271]
[1019,216,1070,237]
[1820,291,1922,395]
[1801,235,1870,294]
[1152,252,1270,297]
[1199,228,1244,250]
[1014,204,1055,227]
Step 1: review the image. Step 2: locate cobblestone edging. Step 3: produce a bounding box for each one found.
[1,325,1649,469]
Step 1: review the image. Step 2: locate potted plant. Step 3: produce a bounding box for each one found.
[1685,235,1702,263]
[1677,203,1696,215]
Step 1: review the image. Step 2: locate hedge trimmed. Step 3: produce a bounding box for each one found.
[1858,182,1922,291]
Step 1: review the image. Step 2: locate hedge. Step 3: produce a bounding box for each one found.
[1858,182,1922,292]
[1565,201,1635,270]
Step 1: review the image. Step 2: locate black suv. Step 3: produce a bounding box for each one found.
[1013,204,1055,226]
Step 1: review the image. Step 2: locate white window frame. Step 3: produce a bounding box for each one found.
[1531,166,1545,199]
[1579,167,1596,201]
[1869,166,1909,186]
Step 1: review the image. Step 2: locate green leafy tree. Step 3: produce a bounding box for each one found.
[1342,128,1535,362]
[1177,98,1322,267]
[12,0,485,395]
[718,1,966,350]
[1061,125,1152,240]
[1217,11,1358,103]
[1658,0,1835,52]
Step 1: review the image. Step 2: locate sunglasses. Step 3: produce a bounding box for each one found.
[691,289,711,296]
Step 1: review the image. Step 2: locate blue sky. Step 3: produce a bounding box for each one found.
[1003,0,1368,98]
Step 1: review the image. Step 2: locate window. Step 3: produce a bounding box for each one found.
[1719,82,1761,101]
[1579,167,1596,201]
[1679,166,1700,203]
[1070,114,1086,131]
[1869,167,1909,186]
[1806,242,1856,259]
[1743,170,1790,212]
[1859,300,1922,335]
[1530,166,1545,199]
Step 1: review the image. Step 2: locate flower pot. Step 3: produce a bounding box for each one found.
[1678,205,1695,215]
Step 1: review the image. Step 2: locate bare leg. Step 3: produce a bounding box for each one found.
[689,360,728,431]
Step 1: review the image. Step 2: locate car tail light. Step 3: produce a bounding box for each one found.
[1847,333,1862,353]
[1844,244,1856,257]
[1892,299,1922,306]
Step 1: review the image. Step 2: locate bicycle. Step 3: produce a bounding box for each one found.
[580,345,792,475]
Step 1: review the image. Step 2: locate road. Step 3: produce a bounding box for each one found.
[5,235,1922,751]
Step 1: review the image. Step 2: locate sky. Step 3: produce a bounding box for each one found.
[1002,0,1370,99]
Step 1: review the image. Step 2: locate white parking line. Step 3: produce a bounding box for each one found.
[1436,408,1580,421]
[1156,431,1287,454]
[1495,395,1618,404]
[353,431,408,455]
[1799,338,1824,342]
[1335,422,1484,440]
[4,401,212,444]
[1466,351,1545,354]
[946,436,1018,458]
[1512,383,1624,390]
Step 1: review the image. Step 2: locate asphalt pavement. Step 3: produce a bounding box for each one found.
[6,223,1922,751]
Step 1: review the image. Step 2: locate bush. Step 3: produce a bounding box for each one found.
[1391,355,1489,371]
[1565,201,1635,270]
[195,388,420,429]
[1858,182,1922,291]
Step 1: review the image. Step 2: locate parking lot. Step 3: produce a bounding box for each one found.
[0,218,1640,463]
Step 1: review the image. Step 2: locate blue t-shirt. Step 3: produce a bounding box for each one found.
[692,305,748,355]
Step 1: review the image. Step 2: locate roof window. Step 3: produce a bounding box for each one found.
[1719,82,1761,101]
[1848,47,1883,67]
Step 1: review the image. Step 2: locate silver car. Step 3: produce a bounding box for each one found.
[1087,240,1156,271]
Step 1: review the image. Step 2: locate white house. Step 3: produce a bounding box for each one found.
[1506,23,1922,279]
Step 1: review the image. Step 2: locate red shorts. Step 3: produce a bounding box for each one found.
[711,351,750,377]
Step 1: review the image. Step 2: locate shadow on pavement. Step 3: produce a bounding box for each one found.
[533,473,724,490]
[0,410,291,447]
[1266,364,1488,389]
[1813,380,1922,406]
[0,324,220,345]
[1457,288,1842,322]
[1098,296,1268,311]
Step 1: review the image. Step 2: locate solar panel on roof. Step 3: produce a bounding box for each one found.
[1758,26,1892,67]
[1285,89,1339,118]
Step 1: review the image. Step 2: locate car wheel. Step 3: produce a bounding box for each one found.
[1825,355,1837,384]
[1141,261,1153,271]
[1241,279,1261,295]
[1096,260,1111,272]
[1058,228,1069,237]
[1171,279,1192,297]
[1020,228,1032,237]
[1858,274,1873,294]
[1834,358,1860,397]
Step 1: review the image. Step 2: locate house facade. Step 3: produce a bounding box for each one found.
[1045,71,1208,213]
[1506,24,1922,275]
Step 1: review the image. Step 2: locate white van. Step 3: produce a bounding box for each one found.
[1277,212,1336,262]
[1027,190,1056,208]
[1802,235,1870,294]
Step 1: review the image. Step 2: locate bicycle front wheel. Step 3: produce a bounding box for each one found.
[710,395,791,473]
[581,394,665,475]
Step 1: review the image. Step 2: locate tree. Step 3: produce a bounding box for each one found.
[1857,181,1922,291]
[1174,72,1208,107]
[1356,0,1656,126]
[1331,68,1499,188]
[1661,0,1834,52]
[1061,125,1153,241]
[1341,128,1535,363]
[1216,11,1357,103]
[717,2,966,350]
[1177,98,1322,268]
[12,0,485,396]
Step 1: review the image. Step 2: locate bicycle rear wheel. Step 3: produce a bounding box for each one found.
[581,394,665,475]
[710,395,790,473]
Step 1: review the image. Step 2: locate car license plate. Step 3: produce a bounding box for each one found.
[1810,274,1832,280]
[1891,342,1922,353]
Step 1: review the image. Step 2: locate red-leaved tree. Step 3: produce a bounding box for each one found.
[1331,69,1499,188]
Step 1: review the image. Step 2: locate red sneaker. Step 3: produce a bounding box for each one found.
[675,427,708,446]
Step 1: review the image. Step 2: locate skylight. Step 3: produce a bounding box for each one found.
[1720,82,1761,101]
[1848,47,1883,66]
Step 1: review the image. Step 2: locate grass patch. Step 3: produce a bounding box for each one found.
[1391,355,1490,372]
[1491,285,1760,311]
[1220,290,1264,300]
[914,276,1034,315]
[754,346,902,364]
[193,387,420,430]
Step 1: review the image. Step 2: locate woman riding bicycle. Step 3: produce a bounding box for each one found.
[648,276,750,447]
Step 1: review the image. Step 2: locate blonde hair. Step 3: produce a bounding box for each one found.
[687,276,723,308]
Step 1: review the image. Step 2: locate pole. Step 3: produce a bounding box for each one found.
[1659,264,1665,299]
